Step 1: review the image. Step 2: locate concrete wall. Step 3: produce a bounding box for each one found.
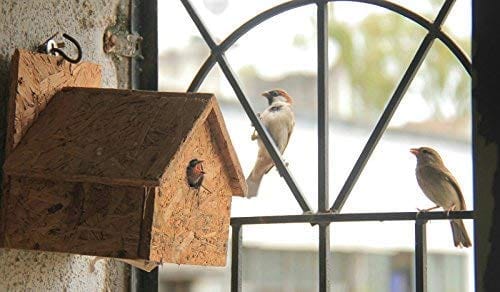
[0,1,130,291]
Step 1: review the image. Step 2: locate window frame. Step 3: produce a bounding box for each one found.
[131,1,474,291]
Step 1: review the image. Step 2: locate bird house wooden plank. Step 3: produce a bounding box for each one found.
[2,85,246,266]
[5,49,102,156]
[4,177,146,258]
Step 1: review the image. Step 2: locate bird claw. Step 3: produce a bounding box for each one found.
[445,204,456,216]
[416,205,439,214]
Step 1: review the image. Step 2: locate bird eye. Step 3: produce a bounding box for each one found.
[422,149,429,154]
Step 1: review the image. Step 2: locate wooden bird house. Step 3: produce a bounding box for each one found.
[1,84,246,266]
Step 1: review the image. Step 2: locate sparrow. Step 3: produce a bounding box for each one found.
[246,89,295,198]
[187,159,207,206]
[410,146,472,248]
[187,159,205,188]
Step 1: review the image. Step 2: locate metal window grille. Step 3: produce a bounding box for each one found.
[134,1,474,291]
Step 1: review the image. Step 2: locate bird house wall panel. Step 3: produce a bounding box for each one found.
[3,177,146,259]
[150,116,232,266]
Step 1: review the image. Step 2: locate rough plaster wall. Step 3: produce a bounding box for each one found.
[0,0,129,291]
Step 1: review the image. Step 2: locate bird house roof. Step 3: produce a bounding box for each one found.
[3,87,246,196]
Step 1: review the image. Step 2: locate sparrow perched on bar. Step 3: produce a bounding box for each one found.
[246,89,295,198]
[410,146,472,247]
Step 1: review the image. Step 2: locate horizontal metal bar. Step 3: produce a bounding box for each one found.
[230,210,474,225]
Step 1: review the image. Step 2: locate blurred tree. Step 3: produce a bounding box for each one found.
[329,11,470,122]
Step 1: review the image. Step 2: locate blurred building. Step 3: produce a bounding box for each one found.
[160,248,465,292]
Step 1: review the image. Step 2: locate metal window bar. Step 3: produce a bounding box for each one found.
[130,0,159,291]
[172,0,474,292]
[415,219,428,292]
[317,2,331,290]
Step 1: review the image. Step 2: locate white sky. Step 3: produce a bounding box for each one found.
[159,0,471,70]
[158,1,471,126]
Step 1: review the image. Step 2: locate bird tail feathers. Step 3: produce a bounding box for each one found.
[246,170,264,198]
[450,219,472,248]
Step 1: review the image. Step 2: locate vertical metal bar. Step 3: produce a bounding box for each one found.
[131,267,159,292]
[130,1,158,291]
[415,220,428,292]
[131,0,158,91]
[231,225,242,292]
[317,2,331,291]
[471,1,496,291]
[330,0,456,213]
[317,0,329,212]
[319,223,331,292]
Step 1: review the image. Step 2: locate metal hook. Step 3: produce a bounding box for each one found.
[37,32,61,54]
[50,33,82,64]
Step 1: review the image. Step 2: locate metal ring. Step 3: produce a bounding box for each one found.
[51,33,82,64]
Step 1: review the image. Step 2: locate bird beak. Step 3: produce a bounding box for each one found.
[197,161,205,174]
[261,91,271,98]
[261,91,274,105]
[410,148,419,156]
